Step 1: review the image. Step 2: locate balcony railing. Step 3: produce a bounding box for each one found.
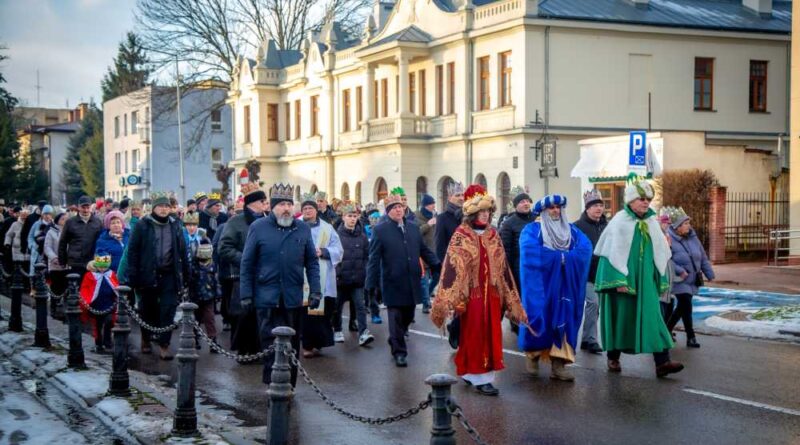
[365,116,431,142]
[338,130,363,150]
[472,106,515,134]
[430,115,458,138]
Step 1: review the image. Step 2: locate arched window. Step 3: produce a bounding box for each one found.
[374,177,388,202]
[437,175,454,212]
[355,181,362,204]
[415,176,428,208]
[341,182,350,201]
[310,184,318,195]
[496,172,511,213]
[474,173,487,189]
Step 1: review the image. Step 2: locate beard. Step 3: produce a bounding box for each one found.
[276,214,294,227]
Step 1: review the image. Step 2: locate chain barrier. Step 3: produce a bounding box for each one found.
[77,296,117,316]
[190,320,272,362]
[284,350,431,425]
[445,398,490,445]
[119,299,180,334]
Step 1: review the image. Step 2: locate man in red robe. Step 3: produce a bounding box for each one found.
[431,184,527,396]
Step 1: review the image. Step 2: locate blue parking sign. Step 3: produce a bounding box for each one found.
[629,131,647,167]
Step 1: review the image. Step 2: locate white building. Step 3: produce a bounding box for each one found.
[227,0,791,215]
[103,86,232,204]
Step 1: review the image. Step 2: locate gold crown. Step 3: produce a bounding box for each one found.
[208,192,221,201]
[193,191,208,200]
[384,194,403,209]
[241,182,260,196]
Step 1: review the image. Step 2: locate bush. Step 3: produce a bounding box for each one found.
[657,169,718,248]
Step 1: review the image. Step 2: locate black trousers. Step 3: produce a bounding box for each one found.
[256,302,303,387]
[387,305,415,357]
[667,293,695,339]
[660,300,674,324]
[220,278,233,324]
[607,349,671,366]
[138,274,178,347]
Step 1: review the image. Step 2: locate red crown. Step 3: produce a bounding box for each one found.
[464,184,487,201]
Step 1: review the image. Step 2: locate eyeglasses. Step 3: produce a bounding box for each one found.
[639,197,652,202]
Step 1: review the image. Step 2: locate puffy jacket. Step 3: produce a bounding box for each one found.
[58,214,103,269]
[668,227,715,295]
[94,228,130,272]
[573,211,608,284]
[4,220,29,262]
[44,225,66,272]
[498,211,535,288]
[336,222,368,288]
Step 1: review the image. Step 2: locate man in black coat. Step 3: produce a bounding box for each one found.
[499,190,535,290]
[20,200,46,254]
[573,189,608,354]
[58,196,103,280]
[366,194,440,367]
[199,195,228,240]
[315,191,339,227]
[218,183,267,355]
[127,193,190,360]
[434,182,465,262]
[334,203,373,346]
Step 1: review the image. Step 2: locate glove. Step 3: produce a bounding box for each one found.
[240,298,253,313]
[308,292,322,310]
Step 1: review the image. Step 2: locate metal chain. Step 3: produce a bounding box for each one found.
[285,350,431,425]
[446,399,490,445]
[77,296,117,316]
[190,320,272,362]
[119,299,179,334]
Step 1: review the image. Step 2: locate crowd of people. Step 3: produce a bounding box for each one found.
[0,171,715,396]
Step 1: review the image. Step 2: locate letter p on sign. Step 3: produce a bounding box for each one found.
[628,131,646,167]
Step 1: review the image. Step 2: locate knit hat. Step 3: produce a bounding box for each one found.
[183,211,200,225]
[384,194,404,212]
[242,183,267,206]
[119,198,130,212]
[447,181,465,197]
[196,240,213,260]
[662,206,690,229]
[103,210,125,229]
[462,184,496,216]
[420,194,435,208]
[151,191,171,208]
[623,173,655,204]
[511,185,532,208]
[186,199,196,207]
[533,194,567,215]
[269,183,294,208]
[301,193,318,211]
[583,189,604,209]
[42,205,55,215]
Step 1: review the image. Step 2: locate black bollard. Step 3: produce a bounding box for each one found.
[267,326,296,445]
[66,273,86,369]
[8,265,24,332]
[173,301,199,437]
[32,263,51,348]
[425,374,458,445]
[109,285,131,397]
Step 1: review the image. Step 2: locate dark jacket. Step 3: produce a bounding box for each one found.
[126,214,189,290]
[366,217,440,307]
[20,212,40,253]
[199,209,228,241]
[498,211,535,288]
[58,214,103,269]
[414,210,436,251]
[94,228,130,272]
[218,209,262,280]
[573,211,608,284]
[336,222,368,288]
[211,222,227,278]
[434,201,462,262]
[668,227,715,295]
[239,212,321,309]
[318,206,339,227]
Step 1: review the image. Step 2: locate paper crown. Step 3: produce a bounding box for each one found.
[447,181,465,196]
[269,183,294,201]
[150,191,173,207]
[390,186,406,197]
[583,189,603,207]
[510,185,527,197]
[241,182,261,196]
[384,194,403,210]
[660,206,689,226]
[301,192,317,203]
[182,211,199,225]
[313,191,327,201]
[193,191,208,201]
[624,172,655,203]
[207,192,221,201]
[337,201,357,215]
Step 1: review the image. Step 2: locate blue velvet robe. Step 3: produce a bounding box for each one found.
[517,222,593,352]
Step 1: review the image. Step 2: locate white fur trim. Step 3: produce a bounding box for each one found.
[594,210,670,276]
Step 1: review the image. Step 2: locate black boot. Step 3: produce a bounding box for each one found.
[687,337,700,348]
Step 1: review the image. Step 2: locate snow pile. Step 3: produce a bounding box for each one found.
[705,305,800,342]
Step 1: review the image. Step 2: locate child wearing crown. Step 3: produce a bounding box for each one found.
[80,251,119,353]
[189,239,220,351]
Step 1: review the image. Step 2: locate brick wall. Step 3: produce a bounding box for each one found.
[708,185,727,264]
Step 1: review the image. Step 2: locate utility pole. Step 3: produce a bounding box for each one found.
[35,69,41,106]
[176,56,186,204]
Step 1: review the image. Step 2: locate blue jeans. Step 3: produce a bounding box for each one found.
[334,286,368,334]
[420,270,432,308]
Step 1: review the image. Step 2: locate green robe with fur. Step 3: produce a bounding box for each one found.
[595,207,674,354]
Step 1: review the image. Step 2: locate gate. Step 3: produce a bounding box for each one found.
[724,192,789,261]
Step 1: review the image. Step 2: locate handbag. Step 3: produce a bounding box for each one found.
[677,239,704,287]
[446,316,460,350]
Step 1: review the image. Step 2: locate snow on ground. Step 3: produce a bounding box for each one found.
[705,315,800,341]
[55,370,110,401]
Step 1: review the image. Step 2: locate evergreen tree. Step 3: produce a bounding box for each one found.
[0,47,20,199]
[61,105,103,202]
[101,32,151,103]
[14,148,48,202]
[78,131,104,197]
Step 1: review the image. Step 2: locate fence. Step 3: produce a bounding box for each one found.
[0,259,490,445]
[724,192,789,261]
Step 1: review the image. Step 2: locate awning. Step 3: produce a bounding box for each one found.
[571,137,663,180]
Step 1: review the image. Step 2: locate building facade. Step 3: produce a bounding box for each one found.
[228,0,791,214]
[103,86,232,203]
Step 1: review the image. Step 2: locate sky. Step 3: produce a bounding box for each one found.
[0,0,137,109]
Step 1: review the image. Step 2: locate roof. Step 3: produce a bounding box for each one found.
[366,25,432,49]
[32,121,80,134]
[537,0,791,34]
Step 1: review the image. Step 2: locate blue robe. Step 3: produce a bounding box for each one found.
[518,222,593,353]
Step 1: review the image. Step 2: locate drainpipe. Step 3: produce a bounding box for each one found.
[466,38,474,183]
[543,25,551,195]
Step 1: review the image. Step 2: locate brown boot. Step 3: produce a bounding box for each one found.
[550,358,575,382]
[159,345,174,361]
[656,361,684,378]
[607,359,622,373]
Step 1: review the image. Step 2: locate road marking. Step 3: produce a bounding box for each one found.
[407,328,526,358]
[683,389,800,417]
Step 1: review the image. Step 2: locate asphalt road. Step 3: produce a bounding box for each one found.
[126,305,800,445]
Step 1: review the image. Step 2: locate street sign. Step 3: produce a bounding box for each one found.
[629,131,647,167]
[542,140,557,168]
[126,175,141,186]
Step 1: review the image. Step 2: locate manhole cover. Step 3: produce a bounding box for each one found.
[718,310,749,321]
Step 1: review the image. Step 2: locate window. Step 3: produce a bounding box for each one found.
[211,109,222,131]
[294,99,301,139]
[310,95,320,136]
[435,65,443,116]
[478,56,490,111]
[395,75,399,113]
[749,60,768,112]
[596,183,626,218]
[373,80,379,119]
[694,57,714,110]
[447,62,455,114]
[124,150,128,173]
[419,69,426,116]
[131,111,138,134]
[409,72,416,114]
[381,79,388,117]
[500,51,512,106]
[342,89,351,132]
[211,148,223,169]
[114,116,120,138]
[284,103,290,141]
[124,114,128,136]
[356,86,363,128]
[267,104,278,141]
[114,152,121,174]
[243,105,251,143]
[131,149,139,171]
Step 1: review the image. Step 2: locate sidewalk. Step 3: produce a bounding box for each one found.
[711,262,800,294]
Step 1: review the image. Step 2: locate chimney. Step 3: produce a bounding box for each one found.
[742,0,772,17]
